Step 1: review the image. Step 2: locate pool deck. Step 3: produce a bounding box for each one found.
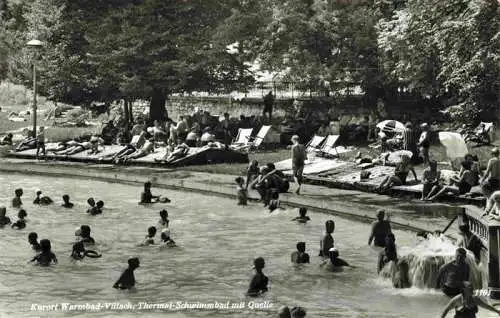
[0,158,466,240]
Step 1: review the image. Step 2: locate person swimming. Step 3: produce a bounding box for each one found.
[86,198,99,215]
[158,209,169,228]
[291,242,310,264]
[292,207,311,223]
[319,220,335,258]
[113,257,140,290]
[70,241,102,260]
[61,194,74,208]
[246,257,269,297]
[160,228,176,247]
[76,225,95,245]
[140,181,171,204]
[235,177,248,205]
[0,206,11,228]
[12,188,23,208]
[30,239,57,266]
[28,232,41,251]
[33,190,53,205]
[11,209,27,229]
[140,226,157,246]
[95,200,104,214]
[328,248,350,269]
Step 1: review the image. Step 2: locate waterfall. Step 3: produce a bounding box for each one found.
[380,234,484,290]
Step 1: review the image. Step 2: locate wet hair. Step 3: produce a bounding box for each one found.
[40,239,51,252]
[18,209,27,219]
[325,220,335,232]
[87,197,95,206]
[159,209,168,218]
[128,257,140,268]
[36,190,42,196]
[459,224,470,234]
[254,257,265,269]
[147,226,157,237]
[144,181,152,188]
[62,194,70,202]
[80,225,91,237]
[96,200,104,208]
[299,207,307,216]
[15,188,23,196]
[28,232,38,242]
[377,209,385,219]
[296,242,306,253]
[290,307,307,318]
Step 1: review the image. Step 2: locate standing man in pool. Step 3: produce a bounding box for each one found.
[436,248,470,297]
[291,135,307,195]
[368,209,392,247]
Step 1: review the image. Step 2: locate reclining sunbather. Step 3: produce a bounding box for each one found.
[54,141,91,156]
[15,134,37,152]
[424,160,475,201]
[164,143,190,163]
[116,138,154,163]
[100,132,147,161]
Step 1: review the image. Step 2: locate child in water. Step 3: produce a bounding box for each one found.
[291,242,310,264]
[11,209,27,229]
[70,241,102,260]
[12,188,23,208]
[158,210,169,228]
[61,195,74,208]
[319,220,335,258]
[268,189,283,213]
[76,225,96,245]
[292,208,311,223]
[33,190,53,205]
[113,257,140,290]
[28,232,41,251]
[0,206,11,228]
[95,201,104,214]
[140,226,157,246]
[86,198,99,215]
[247,257,268,297]
[160,228,176,247]
[235,177,248,205]
[140,181,171,204]
[30,239,57,266]
[328,248,350,269]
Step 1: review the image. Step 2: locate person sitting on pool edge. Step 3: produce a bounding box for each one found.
[247,257,268,297]
[140,181,171,204]
[235,177,248,206]
[33,190,53,205]
[113,257,140,290]
[158,209,169,228]
[368,209,391,247]
[440,281,500,318]
[30,239,57,266]
[436,248,470,297]
[76,225,95,245]
[319,220,335,258]
[70,241,102,260]
[11,209,27,229]
[28,232,41,251]
[140,226,157,246]
[376,154,418,193]
[292,207,311,223]
[0,206,11,228]
[291,242,310,264]
[160,228,176,248]
[61,195,74,208]
[12,188,23,208]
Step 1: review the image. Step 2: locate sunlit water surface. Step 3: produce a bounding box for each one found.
[0,173,496,318]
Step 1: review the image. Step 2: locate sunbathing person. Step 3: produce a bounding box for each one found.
[48,140,76,153]
[421,160,441,200]
[377,155,418,193]
[100,131,147,161]
[54,141,91,156]
[117,138,154,163]
[88,135,104,155]
[15,134,37,152]
[164,142,190,163]
[425,160,475,201]
[0,133,13,145]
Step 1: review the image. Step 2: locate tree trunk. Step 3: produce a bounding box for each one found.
[149,88,167,125]
[123,99,130,132]
[128,100,134,125]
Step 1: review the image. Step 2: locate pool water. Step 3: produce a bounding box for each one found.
[0,173,496,317]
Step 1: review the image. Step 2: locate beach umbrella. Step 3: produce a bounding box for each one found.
[376,120,405,133]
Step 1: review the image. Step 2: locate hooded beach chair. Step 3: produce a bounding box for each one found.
[306,135,325,152]
[250,125,272,150]
[317,135,340,157]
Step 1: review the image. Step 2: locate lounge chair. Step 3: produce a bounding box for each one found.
[230,128,253,151]
[316,135,340,157]
[306,135,325,153]
[249,125,272,150]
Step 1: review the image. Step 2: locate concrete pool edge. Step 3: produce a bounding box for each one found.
[0,159,457,239]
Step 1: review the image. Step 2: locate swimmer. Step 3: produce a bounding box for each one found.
[160,228,176,247]
[29,239,57,266]
[235,177,248,205]
[76,225,95,245]
[28,232,41,251]
[95,200,104,214]
[33,190,53,205]
[70,241,102,260]
[319,220,335,258]
[0,206,11,228]
[61,195,74,208]
[140,181,159,204]
[392,258,411,289]
[291,242,310,264]
[12,188,23,208]
[113,257,140,290]
[246,257,268,297]
[328,248,350,268]
[87,198,96,215]
[292,208,311,223]
[140,226,157,246]
[11,209,27,229]
[158,209,169,228]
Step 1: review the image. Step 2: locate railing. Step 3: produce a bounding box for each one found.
[463,205,496,247]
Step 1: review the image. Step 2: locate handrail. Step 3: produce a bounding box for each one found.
[463,205,500,247]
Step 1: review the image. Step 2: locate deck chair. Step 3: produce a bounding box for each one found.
[317,135,340,157]
[306,135,325,152]
[232,128,253,145]
[250,125,272,150]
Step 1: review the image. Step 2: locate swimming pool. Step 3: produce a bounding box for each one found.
[0,173,494,317]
